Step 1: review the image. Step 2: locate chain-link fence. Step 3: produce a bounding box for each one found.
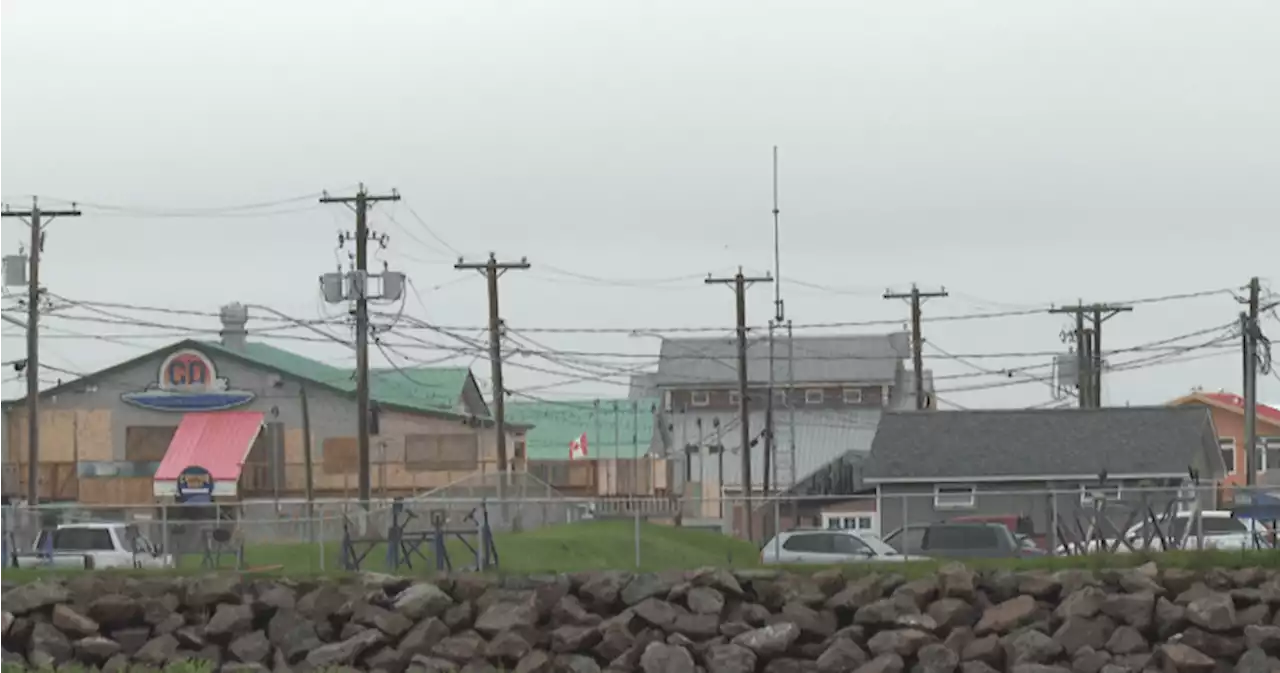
[2,484,1275,574]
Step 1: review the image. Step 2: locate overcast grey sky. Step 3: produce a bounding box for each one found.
[2,0,1277,408]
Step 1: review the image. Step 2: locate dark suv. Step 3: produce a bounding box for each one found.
[884,522,1042,559]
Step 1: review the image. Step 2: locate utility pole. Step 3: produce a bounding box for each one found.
[884,284,948,410]
[1049,302,1131,408]
[300,386,315,542]
[2,197,81,505]
[1242,277,1261,486]
[706,267,773,542]
[320,185,399,509]
[456,253,530,492]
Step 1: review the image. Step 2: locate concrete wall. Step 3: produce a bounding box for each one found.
[5,346,517,505]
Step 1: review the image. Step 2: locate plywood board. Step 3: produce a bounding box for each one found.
[76,410,114,462]
[79,477,154,506]
[284,428,304,465]
[7,409,80,463]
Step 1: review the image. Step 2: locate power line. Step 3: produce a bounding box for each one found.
[884,284,949,410]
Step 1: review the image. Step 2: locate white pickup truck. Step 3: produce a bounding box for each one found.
[11,522,175,570]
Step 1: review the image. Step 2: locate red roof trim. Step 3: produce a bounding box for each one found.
[1174,392,1280,427]
[155,411,265,483]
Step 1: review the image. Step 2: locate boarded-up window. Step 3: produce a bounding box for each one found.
[125,426,178,462]
[405,434,478,471]
[322,437,358,474]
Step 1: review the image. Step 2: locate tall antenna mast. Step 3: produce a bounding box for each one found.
[772,145,784,323]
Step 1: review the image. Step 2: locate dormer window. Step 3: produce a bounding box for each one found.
[728,391,741,406]
[805,389,824,405]
[843,389,863,404]
[691,391,710,407]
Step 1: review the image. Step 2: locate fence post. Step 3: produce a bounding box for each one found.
[901,493,910,560]
[161,503,171,567]
[319,504,327,572]
[1049,490,1059,556]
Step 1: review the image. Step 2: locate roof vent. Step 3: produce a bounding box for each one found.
[219,303,249,350]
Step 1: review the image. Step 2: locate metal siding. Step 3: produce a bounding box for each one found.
[154,411,265,482]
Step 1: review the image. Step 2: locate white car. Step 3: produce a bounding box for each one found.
[760,528,929,565]
[1060,511,1274,554]
[14,522,174,569]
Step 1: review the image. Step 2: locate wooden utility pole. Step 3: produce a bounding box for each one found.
[320,186,399,509]
[884,284,948,410]
[1242,277,1261,486]
[2,197,81,505]
[300,386,315,541]
[1049,302,1132,408]
[456,253,530,488]
[706,267,773,543]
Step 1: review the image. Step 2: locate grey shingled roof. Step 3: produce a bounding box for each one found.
[863,406,1222,483]
[666,409,882,490]
[653,333,910,387]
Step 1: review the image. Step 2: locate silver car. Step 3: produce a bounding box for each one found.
[760,528,930,565]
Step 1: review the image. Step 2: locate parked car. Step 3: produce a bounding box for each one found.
[1121,510,1274,551]
[760,528,929,565]
[13,522,173,570]
[883,522,1043,559]
[949,514,1042,549]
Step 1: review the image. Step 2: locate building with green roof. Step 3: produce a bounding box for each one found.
[3,307,530,507]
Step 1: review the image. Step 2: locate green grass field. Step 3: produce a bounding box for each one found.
[6,519,1280,585]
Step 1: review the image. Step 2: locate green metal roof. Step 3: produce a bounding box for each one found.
[506,398,659,461]
[198,341,472,416]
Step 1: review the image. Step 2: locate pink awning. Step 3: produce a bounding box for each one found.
[155,411,264,485]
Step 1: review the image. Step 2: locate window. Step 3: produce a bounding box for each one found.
[781,533,831,553]
[883,525,927,554]
[323,437,359,474]
[728,391,741,406]
[831,534,873,556]
[1259,438,1280,473]
[1079,484,1123,506]
[1219,438,1237,475]
[933,485,976,510]
[804,389,824,405]
[42,528,115,552]
[824,514,874,531]
[842,389,863,404]
[405,434,479,471]
[690,391,710,407]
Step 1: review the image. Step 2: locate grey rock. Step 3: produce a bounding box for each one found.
[513,650,553,673]
[817,637,868,672]
[185,573,242,608]
[640,641,696,673]
[412,654,464,673]
[854,653,905,673]
[1053,616,1114,652]
[29,621,73,665]
[206,603,255,641]
[1008,666,1070,673]
[961,635,1003,668]
[623,573,679,606]
[731,622,800,658]
[1103,625,1147,655]
[486,629,533,665]
[706,642,758,673]
[1235,648,1280,673]
[395,582,455,620]
[828,576,886,614]
[938,564,978,601]
[267,609,322,664]
[229,630,272,664]
[51,604,99,638]
[974,595,1036,636]
[867,629,935,659]
[1185,592,1236,632]
[687,586,727,615]
[914,642,960,673]
[1155,597,1188,640]
[355,602,415,638]
[433,631,488,662]
[1178,626,1245,660]
[400,617,453,658]
[958,663,999,673]
[1154,642,1215,673]
[1002,629,1062,666]
[1100,592,1155,632]
[928,598,977,635]
[1056,587,1108,621]
[475,600,540,636]
[1244,624,1280,655]
[73,635,121,663]
[1070,646,1109,673]
[4,581,70,615]
[552,624,601,653]
[87,594,143,629]
[133,633,180,666]
[634,598,684,629]
[306,627,385,668]
[108,626,151,656]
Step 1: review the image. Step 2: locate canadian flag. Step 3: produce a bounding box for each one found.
[569,433,589,460]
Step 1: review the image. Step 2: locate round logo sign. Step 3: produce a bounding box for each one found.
[176,466,215,502]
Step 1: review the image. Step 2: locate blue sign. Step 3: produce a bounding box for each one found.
[121,349,255,412]
[176,466,215,503]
